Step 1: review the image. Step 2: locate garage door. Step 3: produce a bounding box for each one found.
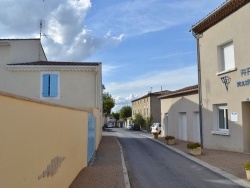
[179,112,187,141]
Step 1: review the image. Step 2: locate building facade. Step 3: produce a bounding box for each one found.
[0,38,103,186]
[132,90,171,126]
[159,85,199,141]
[0,39,102,111]
[191,0,250,152]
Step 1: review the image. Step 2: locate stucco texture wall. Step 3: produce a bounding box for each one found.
[198,4,250,152]
[93,108,102,149]
[160,94,198,140]
[0,93,88,188]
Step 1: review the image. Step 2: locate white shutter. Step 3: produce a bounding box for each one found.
[223,43,235,70]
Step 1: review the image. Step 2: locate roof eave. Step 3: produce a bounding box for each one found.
[158,89,198,99]
[191,0,250,35]
[6,65,99,72]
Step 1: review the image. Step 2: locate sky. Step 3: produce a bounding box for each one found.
[0,0,226,111]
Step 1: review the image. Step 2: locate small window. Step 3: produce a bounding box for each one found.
[217,105,228,130]
[42,73,59,98]
[219,42,235,72]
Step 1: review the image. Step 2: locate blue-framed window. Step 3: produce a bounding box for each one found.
[42,73,58,97]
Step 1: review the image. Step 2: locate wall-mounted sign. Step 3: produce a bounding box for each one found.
[237,68,250,87]
[231,112,238,122]
[241,67,250,76]
[221,76,231,91]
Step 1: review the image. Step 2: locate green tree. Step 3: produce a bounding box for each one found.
[119,105,132,119]
[111,112,120,121]
[133,113,145,128]
[145,116,153,131]
[103,92,115,115]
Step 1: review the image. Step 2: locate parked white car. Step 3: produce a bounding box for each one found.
[151,123,161,134]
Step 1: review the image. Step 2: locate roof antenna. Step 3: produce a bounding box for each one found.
[39,0,48,39]
[39,20,48,39]
[38,0,47,61]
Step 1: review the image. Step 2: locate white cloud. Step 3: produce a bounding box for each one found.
[86,0,225,39]
[108,65,198,112]
[106,65,198,99]
[112,94,138,112]
[102,64,121,77]
[151,51,195,60]
[0,0,105,61]
[0,0,224,62]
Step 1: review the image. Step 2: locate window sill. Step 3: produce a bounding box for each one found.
[216,68,237,76]
[211,130,230,136]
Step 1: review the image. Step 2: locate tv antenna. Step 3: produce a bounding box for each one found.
[39,20,48,39]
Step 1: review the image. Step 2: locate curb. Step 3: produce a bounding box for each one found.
[141,133,250,188]
[116,137,131,188]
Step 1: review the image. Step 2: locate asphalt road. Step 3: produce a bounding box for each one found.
[114,128,243,188]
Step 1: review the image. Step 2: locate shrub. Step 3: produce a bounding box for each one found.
[165,135,175,140]
[243,160,250,170]
[187,142,201,149]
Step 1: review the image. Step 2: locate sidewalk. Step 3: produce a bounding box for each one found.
[157,137,250,180]
[70,135,125,188]
[70,132,250,188]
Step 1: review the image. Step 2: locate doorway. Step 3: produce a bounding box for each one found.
[179,112,187,141]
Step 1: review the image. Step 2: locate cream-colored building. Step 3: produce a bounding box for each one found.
[159,85,199,141]
[0,39,102,111]
[0,38,103,187]
[191,0,250,152]
[132,90,171,127]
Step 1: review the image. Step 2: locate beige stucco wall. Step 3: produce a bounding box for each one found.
[93,108,102,149]
[0,40,102,111]
[150,96,161,123]
[198,3,250,152]
[0,39,46,64]
[132,97,149,118]
[160,94,198,140]
[0,93,88,188]
[0,69,100,110]
[132,95,161,124]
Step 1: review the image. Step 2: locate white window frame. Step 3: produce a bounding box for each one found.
[218,42,236,74]
[40,72,60,99]
[218,106,228,130]
[211,104,229,135]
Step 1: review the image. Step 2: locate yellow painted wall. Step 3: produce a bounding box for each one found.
[93,108,102,149]
[0,93,88,188]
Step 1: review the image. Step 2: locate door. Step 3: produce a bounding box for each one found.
[164,113,169,136]
[88,113,96,162]
[179,112,187,141]
[193,112,200,142]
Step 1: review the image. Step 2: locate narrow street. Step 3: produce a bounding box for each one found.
[113,128,243,188]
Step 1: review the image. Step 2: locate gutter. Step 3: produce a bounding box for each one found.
[192,31,204,148]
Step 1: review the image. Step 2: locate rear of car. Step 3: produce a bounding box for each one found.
[151,123,161,134]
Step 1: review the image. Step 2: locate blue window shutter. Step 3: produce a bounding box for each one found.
[42,74,49,97]
[50,74,58,97]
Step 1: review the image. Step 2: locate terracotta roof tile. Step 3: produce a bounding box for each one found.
[131,90,171,102]
[191,0,250,35]
[159,84,198,99]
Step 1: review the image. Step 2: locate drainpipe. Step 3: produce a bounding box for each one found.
[192,31,203,148]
